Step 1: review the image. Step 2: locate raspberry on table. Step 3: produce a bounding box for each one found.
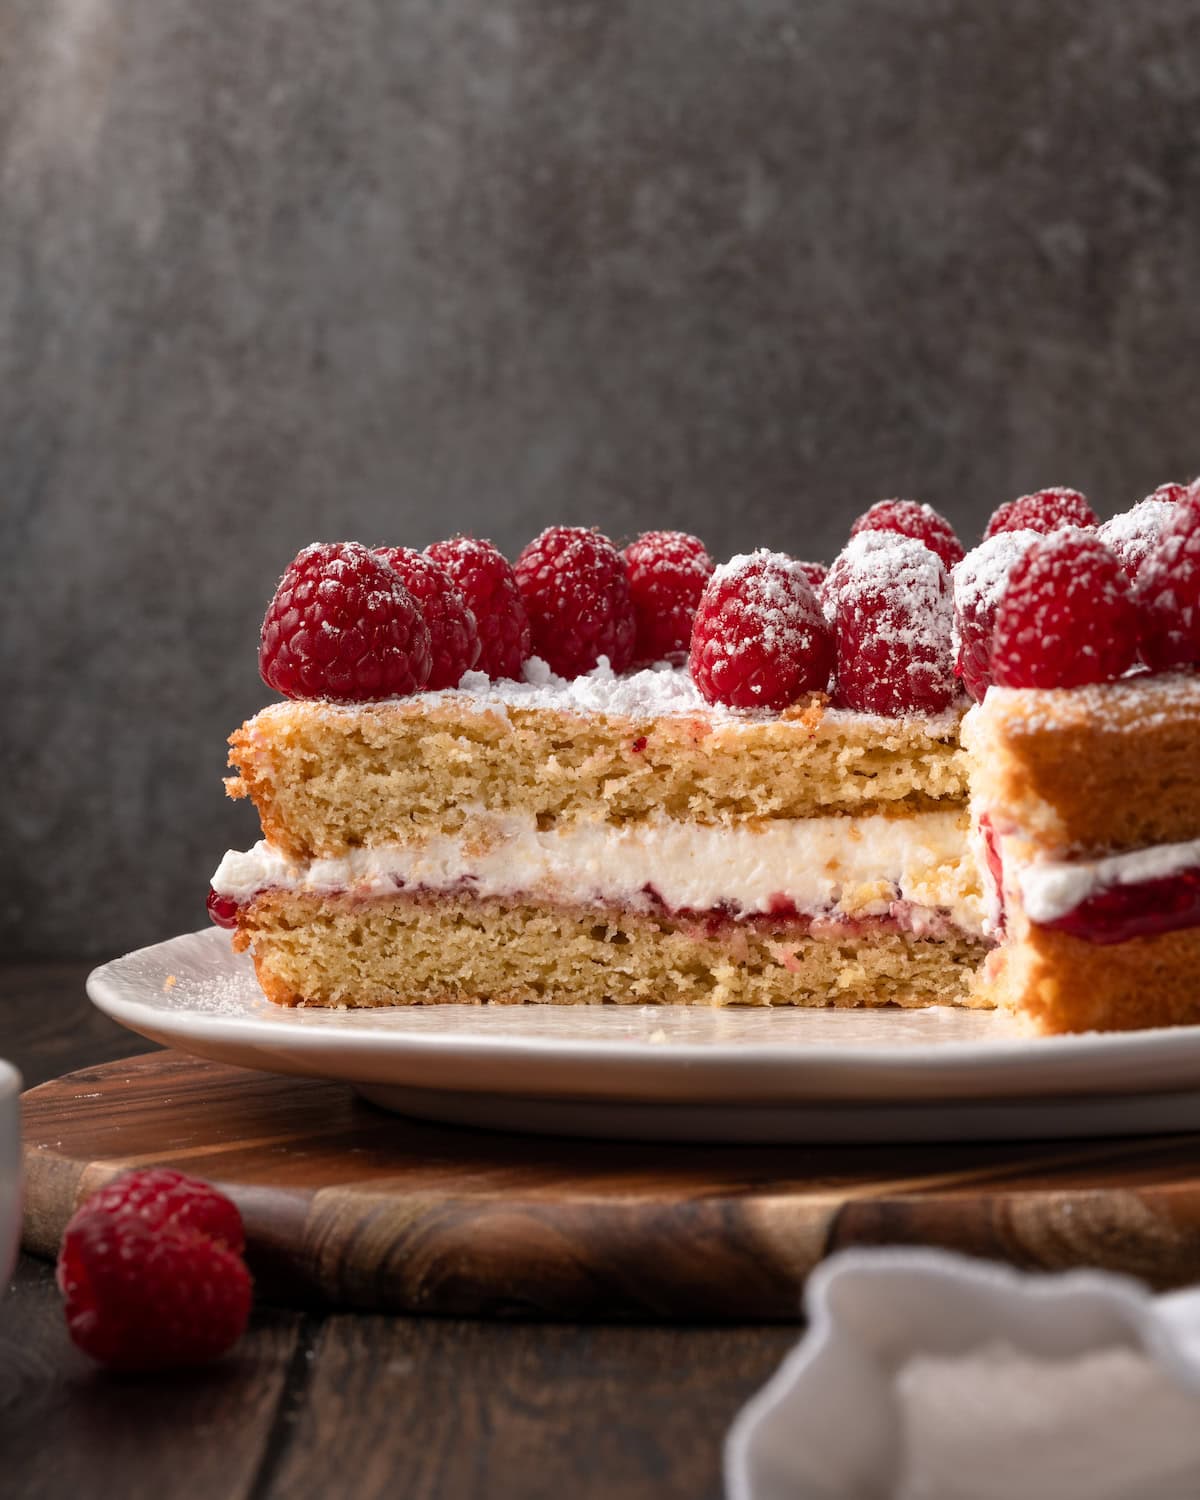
[57,1168,252,1370]
[622,529,714,664]
[375,546,480,689]
[688,549,833,711]
[833,536,957,715]
[1135,491,1200,672]
[259,542,432,701]
[425,535,531,680]
[984,487,1098,539]
[1098,499,1176,585]
[991,528,1139,689]
[849,500,964,570]
[951,530,1040,701]
[514,526,637,678]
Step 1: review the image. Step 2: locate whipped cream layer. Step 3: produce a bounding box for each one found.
[1018,838,1200,924]
[213,810,984,934]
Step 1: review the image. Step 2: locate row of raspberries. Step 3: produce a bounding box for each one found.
[257,481,1198,715]
[259,528,715,699]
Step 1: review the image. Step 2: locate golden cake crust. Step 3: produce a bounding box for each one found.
[964,675,1200,854]
[978,921,1200,1034]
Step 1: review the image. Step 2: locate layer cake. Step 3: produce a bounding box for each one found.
[209,491,1200,1033]
[216,665,986,1010]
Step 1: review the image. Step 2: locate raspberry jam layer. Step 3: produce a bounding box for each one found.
[208,880,974,945]
[1041,865,1200,946]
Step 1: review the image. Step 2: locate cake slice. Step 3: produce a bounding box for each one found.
[214,665,987,1010]
[964,674,1200,1032]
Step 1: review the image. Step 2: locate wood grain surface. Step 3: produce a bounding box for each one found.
[22,1047,1200,1319]
[2,963,798,1500]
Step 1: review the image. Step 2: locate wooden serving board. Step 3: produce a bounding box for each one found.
[21,1050,1200,1319]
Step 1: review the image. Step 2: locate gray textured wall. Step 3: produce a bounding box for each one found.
[3,0,1200,958]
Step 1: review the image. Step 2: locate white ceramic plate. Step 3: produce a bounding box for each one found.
[85,929,1200,1143]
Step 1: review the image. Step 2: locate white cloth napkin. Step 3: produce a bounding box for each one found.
[725,1249,1200,1500]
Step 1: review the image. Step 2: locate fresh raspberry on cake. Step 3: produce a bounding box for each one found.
[952,530,1040,700]
[689,550,833,710]
[260,542,432,701]
[833,535,956,715]
[850,500,964,570]
[515,526,636,677]
[1135,491,1200,671]
[375,546,480,689]
[425,535,531,680]
[984,487,1098,538]
[819,529,908,621]
[991,528,1138,688]
[1147,482,1190,504]
[622,529,714,663]
[57,1169,251,1370]
[1098,499,1176,584]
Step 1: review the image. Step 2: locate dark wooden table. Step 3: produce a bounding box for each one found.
[0,963,797,1500]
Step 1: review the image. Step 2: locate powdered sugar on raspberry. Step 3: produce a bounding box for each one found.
[820,530,910,622]
[991,527,1138,689]
[1098,500,1175,583]
[689,551,833,709]
[951,531,1040,653]
[952,530,1041,625]
[834,537,957,715]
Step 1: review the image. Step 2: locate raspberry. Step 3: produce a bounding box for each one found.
[849,500,964,570]
[794,561,828,591]
[984,487,1098,538]
[206,887,239,929]
[375,546,480,689]
[57,1169,251,1370]
[833,536,956,715]
[72,1167,246,1251]
[991,528,1138,689]
[820,530,909,621]
[1135,492,1200,671]
[514,526,636,677]
[1147,482,1190,505]
[951,530,1040,701]
[426,536,531,680]
[622,530,714,664]
[688,550,833,710]
[1098,499,1176,584]
[260,542,431,701]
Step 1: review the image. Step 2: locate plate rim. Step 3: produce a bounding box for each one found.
[86,926,1200,1079]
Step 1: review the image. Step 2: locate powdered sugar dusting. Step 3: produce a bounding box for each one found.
[952,531,1041,621]
[821,530,910,621]
[981,671,1200,734]
[249,658,963,736]
[1099,500,1174,581]
[834,537,957,714]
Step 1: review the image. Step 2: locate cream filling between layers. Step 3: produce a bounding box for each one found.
[1016,837,1200,924]
[212,810,985,935]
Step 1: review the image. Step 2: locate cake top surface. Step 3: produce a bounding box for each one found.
[246,657,967,738]
[965,671,1200,738]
